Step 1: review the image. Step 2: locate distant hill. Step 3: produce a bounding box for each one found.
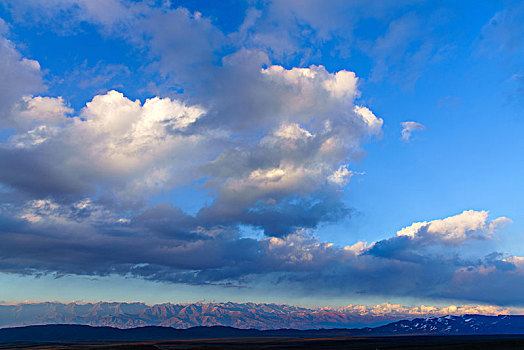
[0,315,523,343]
[371,314,524,335]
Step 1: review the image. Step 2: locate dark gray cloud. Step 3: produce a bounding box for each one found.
[1,197,522,305]
[0,145,93,199]
[197,190,349,236]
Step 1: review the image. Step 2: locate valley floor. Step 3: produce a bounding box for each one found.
[2,335,524,350]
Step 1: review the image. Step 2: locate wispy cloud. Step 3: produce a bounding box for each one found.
[400,121,426,142]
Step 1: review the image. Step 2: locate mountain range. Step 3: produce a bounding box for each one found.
[0,302,383,330]
[0,315,523,343]
[0,301,517,330]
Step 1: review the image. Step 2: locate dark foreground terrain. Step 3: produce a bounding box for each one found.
[2,315,524,349]
[2,335,524,350]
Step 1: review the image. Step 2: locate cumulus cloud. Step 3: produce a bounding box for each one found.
[0,23,385,294]
[0,0,384,236]
[0,91,212,202]
[395,210,511,245]
[328,165,359,186]
[13,96,73,128]
[194,64,381,235]
[0,65,379,233]
[0,2,383,236]
[400,121,425,142]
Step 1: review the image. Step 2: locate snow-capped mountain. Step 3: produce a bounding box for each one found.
[369,314,524,335]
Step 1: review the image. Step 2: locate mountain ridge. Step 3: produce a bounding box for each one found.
[1,314,524,343]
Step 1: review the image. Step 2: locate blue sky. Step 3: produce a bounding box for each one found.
[0,0,523,308]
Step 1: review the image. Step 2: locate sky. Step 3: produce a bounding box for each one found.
[0,0,523,309]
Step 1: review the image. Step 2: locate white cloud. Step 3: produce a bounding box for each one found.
[193,64,382,234]
[355,106,383,136]
[12,96,72,130]
[338,302,524,317]
[396,210,511,245]
[328,165,359,186]
[1,90,210,201]
[274,123,312,140]
[72,91,207,192]
[343,241,371,256]
[260,65,360,122]
[263,230,336,267]
[0,62,380,235]
[400,121,425,142]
